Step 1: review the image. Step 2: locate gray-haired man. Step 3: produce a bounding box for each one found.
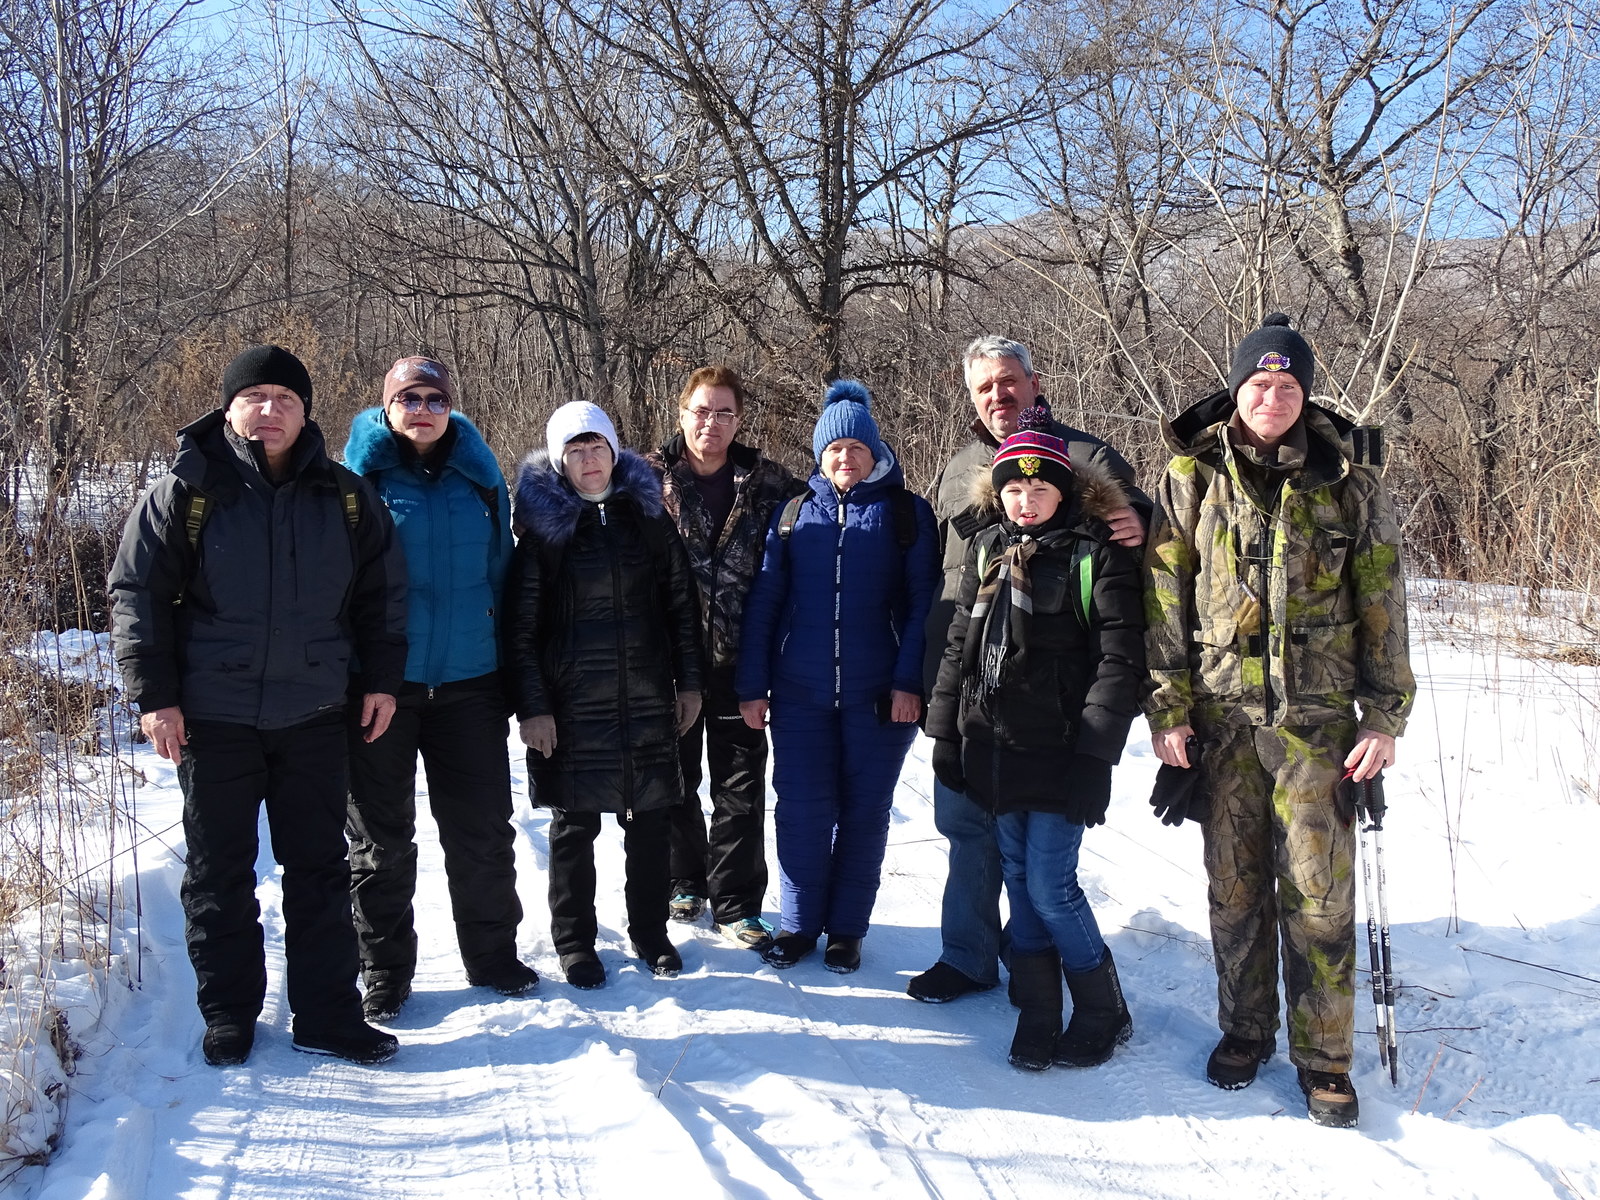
[909,335,1150,1003]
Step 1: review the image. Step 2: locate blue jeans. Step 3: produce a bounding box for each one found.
[995,810,1106,973]
[932,778,1004,986]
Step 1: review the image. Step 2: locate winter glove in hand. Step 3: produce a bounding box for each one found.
[1149,735,1204,826]
[1063,755,1112,827]
[931,739,966,793]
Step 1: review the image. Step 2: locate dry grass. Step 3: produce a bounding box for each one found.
[0,490,138,1186]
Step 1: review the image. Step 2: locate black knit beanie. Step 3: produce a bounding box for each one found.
[1227,313,1314,400]
[221,344,313,415]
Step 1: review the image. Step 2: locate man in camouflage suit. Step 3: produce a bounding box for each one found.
[1143,313,1414,1128]
[648,364,804,949]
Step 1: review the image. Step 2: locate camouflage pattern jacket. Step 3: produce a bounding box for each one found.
[1143,391,1414,737]
[647,433,803,682]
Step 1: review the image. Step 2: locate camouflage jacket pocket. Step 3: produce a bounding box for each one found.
[1192,615,1239,701]
[1287,619,1359,714]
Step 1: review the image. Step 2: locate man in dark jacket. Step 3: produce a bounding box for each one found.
[908,335,1150,1004]
[647,365,804,950]
[109,344,409,1067]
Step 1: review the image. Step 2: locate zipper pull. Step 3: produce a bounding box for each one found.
[599,501,608,526]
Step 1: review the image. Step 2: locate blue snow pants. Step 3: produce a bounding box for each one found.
[768,698,919,939]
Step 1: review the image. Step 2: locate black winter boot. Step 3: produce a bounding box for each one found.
[1054,948,1133,1068]
[1007,949,1063,1071]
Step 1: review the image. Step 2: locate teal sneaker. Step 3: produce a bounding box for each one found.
[669,893,707,923]
[720,916,774,949]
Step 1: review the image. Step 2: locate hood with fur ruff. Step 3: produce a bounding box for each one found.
[512,446,664,546]
[969,453,1128,528]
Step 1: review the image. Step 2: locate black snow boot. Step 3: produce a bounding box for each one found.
[1054,948,1133,1068]
[1206,1033,1274,1090]
[1007,949,1063,1071]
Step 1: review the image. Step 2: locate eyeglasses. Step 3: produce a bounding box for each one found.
[562,441,611,461]
[391,390,451,414]
[685,406,738,427]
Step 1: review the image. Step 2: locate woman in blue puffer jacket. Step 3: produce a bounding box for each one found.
[736,380,939,973]
[343,357,537,1024]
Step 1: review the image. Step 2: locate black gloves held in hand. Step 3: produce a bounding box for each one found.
[1149,735,1206,826]
[931,739,966,793]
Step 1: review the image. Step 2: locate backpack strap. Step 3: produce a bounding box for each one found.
[1070,545,1094,630]
[889,486,916,551]
[172,486,212,607]
[777,494,805,540]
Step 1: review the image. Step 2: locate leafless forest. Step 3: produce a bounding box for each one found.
[5,0,1600,604]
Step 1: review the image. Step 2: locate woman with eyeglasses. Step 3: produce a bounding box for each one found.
[342,357,538,1024]
[508,401,704,988]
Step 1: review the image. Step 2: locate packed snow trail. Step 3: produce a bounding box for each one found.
[19,620,1600,1199]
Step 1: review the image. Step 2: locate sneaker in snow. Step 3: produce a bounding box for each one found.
[720,917,774,949]
[669,893,707,923]
[1300,1068,1360,1128]
[1206,1033,1274,1090]
[906,961,995,1004]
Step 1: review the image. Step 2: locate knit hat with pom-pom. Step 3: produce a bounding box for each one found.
[992,402,1072,496]
[1227,312,1315,399]
[811,378,884,464]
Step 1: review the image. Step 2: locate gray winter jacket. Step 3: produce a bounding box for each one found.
[109,409,408,729]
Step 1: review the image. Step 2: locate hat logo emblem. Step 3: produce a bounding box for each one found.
[1019,455,1041,476]
[1256,352,1292,371]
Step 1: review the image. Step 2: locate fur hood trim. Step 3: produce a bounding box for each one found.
[343,407,503,488]
[969,454,1127,523]
[512,446,663,546]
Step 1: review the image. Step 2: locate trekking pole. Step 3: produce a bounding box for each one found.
[1354,774,1399,1086]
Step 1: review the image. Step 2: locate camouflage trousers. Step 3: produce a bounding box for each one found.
[1195,714,1358,1072]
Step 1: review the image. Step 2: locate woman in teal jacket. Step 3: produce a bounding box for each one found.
[343,357,536,1023]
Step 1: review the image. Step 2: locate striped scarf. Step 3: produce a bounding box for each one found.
[962,535,1040,702]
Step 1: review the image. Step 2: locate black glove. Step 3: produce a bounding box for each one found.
[931,739,966,793]
[1335,768,1386,829]
[1149,735,1204,826]
[1063,755,1112,827]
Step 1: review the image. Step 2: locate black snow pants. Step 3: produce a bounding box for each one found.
[666,674,769,924]
[345,675,523,985]
[548,808,672,954]
[178,712,364,1034]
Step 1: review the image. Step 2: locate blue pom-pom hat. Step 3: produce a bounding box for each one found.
[811,378,886,464]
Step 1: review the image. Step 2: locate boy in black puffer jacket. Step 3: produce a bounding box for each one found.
[926,404,1146,1072]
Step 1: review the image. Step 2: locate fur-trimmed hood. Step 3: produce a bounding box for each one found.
[512,446,664,546]
[343,407,504,489]
[968,453,1128,529]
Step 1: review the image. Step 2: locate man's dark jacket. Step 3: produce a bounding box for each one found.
[645,433,803,684]
[108,409,409,728]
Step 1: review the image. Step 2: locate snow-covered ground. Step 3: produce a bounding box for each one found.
[13,595,1600,1199]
